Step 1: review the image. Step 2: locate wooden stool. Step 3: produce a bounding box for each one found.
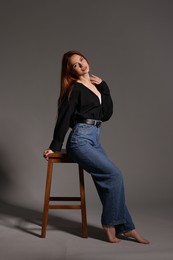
[41,150,88,238]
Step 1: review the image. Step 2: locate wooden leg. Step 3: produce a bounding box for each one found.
[41,160,53,238]
[79,166,88,238]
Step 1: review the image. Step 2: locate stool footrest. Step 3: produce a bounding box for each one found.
[50,196,81,201]
[49,205,81,209]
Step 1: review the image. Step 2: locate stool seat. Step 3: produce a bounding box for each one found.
[41,150,88,238]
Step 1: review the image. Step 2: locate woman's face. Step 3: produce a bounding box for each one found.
[69,54,89,77]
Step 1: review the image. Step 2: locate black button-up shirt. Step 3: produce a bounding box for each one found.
[49,81,113,151]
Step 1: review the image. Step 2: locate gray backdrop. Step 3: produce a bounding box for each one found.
[0,0,172,212]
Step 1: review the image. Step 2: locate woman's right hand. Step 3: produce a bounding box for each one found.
[90,74,102,85]
[43,149,54,160]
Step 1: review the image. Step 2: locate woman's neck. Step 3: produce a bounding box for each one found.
[78,73,91,84]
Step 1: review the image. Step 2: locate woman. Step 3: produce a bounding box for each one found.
[43,50,149,244]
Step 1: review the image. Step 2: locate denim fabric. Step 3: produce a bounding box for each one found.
[66,123,135,234]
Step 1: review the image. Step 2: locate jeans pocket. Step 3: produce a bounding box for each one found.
[67,124,98,151]
[74,123,95,135]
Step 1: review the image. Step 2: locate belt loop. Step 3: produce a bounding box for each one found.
[96,121,101,127]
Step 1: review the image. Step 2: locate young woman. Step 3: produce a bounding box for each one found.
[43,50,149,244]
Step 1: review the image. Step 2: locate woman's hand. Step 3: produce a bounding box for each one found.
[90,74,102,85]
[43,149,54,160]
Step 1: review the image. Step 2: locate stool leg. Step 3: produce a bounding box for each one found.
[79,166,88,238]
[41,160,53,238]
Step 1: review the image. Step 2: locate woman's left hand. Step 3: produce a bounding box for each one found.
[43,149,54,160]
[90,74,102,85]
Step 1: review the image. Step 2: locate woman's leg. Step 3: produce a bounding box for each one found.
[67,124,149,243]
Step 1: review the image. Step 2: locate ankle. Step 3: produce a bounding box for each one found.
[103,226,121,243]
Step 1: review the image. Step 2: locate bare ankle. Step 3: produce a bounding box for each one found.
[103,226,121,243]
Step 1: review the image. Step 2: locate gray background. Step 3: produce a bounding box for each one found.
[0,1,173,259]
[1,0,172,208]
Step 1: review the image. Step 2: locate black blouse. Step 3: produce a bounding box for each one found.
[49,80,113,151]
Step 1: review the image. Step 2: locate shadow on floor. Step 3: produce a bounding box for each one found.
[0,200,106,241]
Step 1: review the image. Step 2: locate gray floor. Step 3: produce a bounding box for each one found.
[0,201,172,260]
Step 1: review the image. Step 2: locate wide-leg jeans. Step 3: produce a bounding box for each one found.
[66,123,135,234]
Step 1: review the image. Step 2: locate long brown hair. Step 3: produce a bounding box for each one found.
[58,50,89,108]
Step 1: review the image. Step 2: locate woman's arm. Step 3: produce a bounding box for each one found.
[95,80,113,121]
[43,85,79,158]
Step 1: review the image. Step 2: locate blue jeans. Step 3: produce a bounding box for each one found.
[66,123,135,234]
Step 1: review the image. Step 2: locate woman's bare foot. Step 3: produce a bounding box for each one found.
[123,229,150,244]
[103,226,121,243]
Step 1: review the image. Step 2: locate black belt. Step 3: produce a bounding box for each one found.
[76,119,102,128]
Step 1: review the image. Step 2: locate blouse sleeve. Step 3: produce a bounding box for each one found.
[96,81,113,121]
[49,86,79,152]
